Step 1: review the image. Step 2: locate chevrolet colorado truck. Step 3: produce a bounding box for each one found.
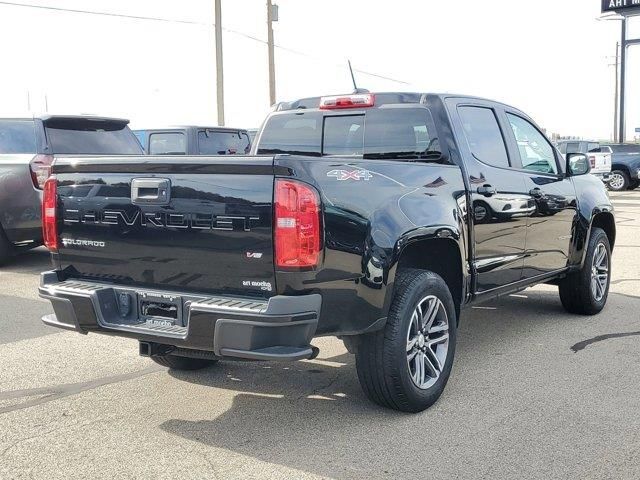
[0,115,142,264]
[39,92,614,412]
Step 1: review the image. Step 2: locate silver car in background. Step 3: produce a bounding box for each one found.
[0,115,142,264]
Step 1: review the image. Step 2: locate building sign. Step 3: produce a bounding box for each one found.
[602,0,640,14]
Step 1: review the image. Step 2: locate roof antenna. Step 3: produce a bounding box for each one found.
[348,60,369,94]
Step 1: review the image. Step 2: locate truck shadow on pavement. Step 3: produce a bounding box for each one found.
[158,289,633,479]
[0,247,50,274]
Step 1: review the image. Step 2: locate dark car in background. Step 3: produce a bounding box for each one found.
[598,143,640,191]
[0,115,142,264]
[133,126,251,155]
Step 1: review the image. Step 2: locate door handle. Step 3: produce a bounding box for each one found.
[131,178,171,205]
[477,185,497,197]
[529,188,544,198]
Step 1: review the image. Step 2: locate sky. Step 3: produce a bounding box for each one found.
[0,0,636,140]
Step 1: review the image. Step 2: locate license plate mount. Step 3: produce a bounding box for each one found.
[138,292,184,327]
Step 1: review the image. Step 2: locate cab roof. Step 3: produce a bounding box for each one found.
[275,91,524,114]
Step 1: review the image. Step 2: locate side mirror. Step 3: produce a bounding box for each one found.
[567,153,590,176]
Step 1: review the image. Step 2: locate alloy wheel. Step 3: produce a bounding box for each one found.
[406,295,450,390]
[609,173,625,191]
[591,242,609,302]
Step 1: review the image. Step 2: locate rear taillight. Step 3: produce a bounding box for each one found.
[30,154,54,189]
[42,176,58,251]
[589,156,596,168]
[274,179,321,269]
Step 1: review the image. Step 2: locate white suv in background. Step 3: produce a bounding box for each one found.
[556,141,612,184]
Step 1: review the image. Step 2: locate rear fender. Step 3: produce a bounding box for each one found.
[384,230,467,323]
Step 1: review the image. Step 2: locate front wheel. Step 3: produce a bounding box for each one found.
[559,227,611,315]
[355,269,457,413]
[608,170,630,192]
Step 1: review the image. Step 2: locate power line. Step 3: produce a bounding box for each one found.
[0,1,205,25]
[0,0,411,85]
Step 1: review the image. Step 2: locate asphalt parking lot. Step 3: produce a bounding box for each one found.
[0,190,639,480]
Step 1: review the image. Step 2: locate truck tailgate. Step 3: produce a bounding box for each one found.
[589,152,612,175]
[52,156,277,296]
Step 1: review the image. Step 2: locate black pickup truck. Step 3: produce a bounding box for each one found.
[39,92,614,412]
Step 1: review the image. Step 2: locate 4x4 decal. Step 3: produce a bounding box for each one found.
[327,169,373,181]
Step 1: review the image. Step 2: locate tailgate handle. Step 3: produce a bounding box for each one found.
[131,178,171,205]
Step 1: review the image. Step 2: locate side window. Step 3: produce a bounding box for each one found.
[558,143,567,155]
[565,142,580,154]
[458,106,510,168]
[149,133,186,155]
[506,114,558,175]
[0,120,37,154]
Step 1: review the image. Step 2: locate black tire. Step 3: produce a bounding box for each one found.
[0,227,12,266]
[607,170,630,192]
[558,227,611,315]
[355,269,457,413]
[151,355,218,370]
[629,180,639,190]
[473,201,492,224]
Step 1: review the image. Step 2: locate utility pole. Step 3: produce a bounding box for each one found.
[611,42,620,143]
[620,16,627,143]
[267,1,278,106]
[214,0,225,126]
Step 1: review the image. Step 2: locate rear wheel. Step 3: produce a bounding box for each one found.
[151,355,218,370]
[0,227,12,266]
[608,170,630,191]
[558,227,611,315]
[355,269,457,413]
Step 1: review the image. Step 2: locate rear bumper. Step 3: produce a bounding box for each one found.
[38,271,321,362]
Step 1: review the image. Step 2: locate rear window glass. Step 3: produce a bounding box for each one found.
[323,115,364,156]
[45,121,142,155]
[149,132,186,155]
[565,143,581,154]
[0,120,36,154]
[198,130,251,155]
[257,107,441,161]
[587,142,600,153]
[257,114,322,156]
